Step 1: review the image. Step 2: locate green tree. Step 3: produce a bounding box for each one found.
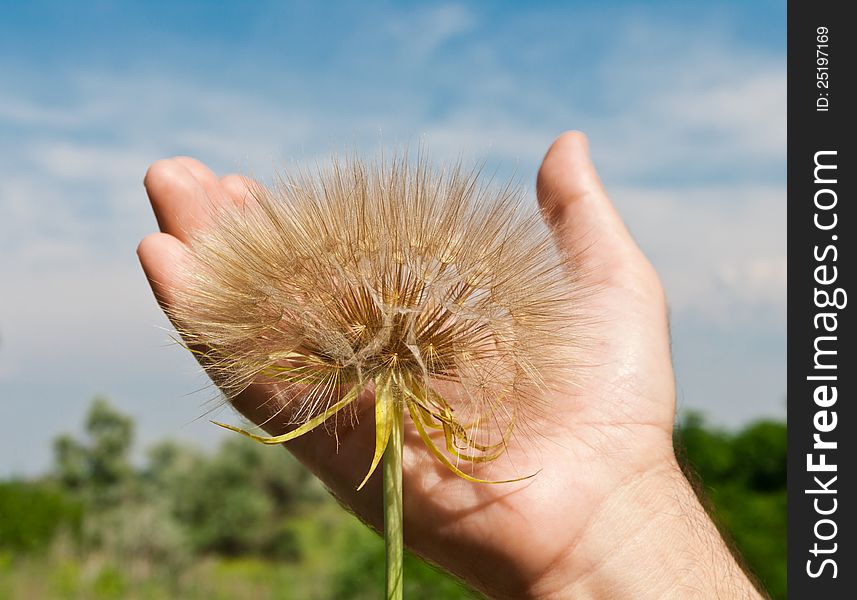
[52,396,134,507]
[53,435,89,491]
[149,436,323,558]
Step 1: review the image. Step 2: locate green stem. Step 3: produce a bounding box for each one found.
[383,398,404,600]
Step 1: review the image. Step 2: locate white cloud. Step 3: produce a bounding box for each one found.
[27,141,148,182]
[664,68,786,162]
[587,59,785,183]
[0,96,84,128]
[386,3,476,59]
[717,255,787,308]
[611,183,785,325]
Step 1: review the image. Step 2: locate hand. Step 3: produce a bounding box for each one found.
[138,132,763,599]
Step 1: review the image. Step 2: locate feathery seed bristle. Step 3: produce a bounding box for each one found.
[169,154,586,483]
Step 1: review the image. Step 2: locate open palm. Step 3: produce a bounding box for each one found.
[139,132,680,599]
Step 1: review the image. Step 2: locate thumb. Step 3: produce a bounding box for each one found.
[536,131,647,282]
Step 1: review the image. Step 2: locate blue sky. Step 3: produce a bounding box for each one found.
[0,1,785,476]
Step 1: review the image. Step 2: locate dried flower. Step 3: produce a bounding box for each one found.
[170,154,584,481]
[167,153,587,596]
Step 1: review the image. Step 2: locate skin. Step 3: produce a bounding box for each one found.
[139,132,765,599]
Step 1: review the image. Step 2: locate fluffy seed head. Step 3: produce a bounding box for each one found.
[170,154,587,480]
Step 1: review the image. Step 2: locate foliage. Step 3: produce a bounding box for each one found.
[327,516,478,600]
[0,482,81,553]
[52,397,134,507]
[0,399,786,599]
[145,437,324,558]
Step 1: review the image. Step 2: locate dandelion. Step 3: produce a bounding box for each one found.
[168,153,586,598]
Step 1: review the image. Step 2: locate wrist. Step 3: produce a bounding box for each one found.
[528,458,764,600]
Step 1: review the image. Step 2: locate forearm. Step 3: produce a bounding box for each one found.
[529,460,765,600]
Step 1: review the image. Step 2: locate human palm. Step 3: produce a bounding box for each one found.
[139,132,678,599]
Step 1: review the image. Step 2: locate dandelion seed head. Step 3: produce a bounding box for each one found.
[169,153,588,476]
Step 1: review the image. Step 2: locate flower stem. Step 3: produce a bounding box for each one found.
[383,397,404,600]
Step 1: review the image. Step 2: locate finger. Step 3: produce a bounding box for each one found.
[144,159,216,242]
[137,232,189,308]
[173,156,231,205]
[137,233,293,430]
[220,173,258,207]
[536,131,644,274]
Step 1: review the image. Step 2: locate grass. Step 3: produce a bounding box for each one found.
[0,503,480,600]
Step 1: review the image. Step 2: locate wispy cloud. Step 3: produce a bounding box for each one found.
[612,183,785,324]
[385,3,476,59]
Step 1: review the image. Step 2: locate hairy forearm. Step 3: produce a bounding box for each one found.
[529,460,765,600]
